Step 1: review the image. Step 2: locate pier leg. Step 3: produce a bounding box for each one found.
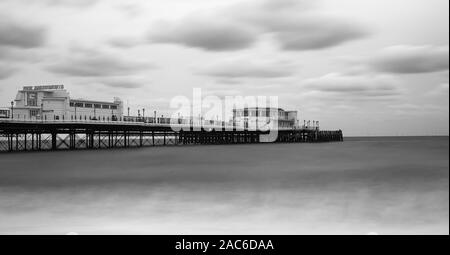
[51,132,57,150]
[8,133,12,152]
[152,130,155,146]
[24,134,27,151]
[15,134,18,151]
[98,131,101,149]
[90,132,95,149]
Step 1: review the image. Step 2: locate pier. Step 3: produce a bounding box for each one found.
[0,120,343,152]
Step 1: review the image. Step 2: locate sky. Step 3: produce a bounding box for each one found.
[0,0,448,136]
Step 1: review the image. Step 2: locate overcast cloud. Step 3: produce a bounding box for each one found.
[0,16,47,49]
[0,0,448,136]
[148,0,368,51]
[46,48,155,77]
[303,73,400,98]
[198,58,295,79]
[370,45,449,74]
[0,64,17,80]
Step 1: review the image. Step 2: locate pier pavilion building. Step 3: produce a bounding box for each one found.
[233,107,299,129]
[10,85,124,121]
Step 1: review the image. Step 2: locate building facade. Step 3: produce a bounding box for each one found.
[11,85,123,121]
[233,107,299,129]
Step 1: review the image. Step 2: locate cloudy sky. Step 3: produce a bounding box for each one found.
[0,0,448,136]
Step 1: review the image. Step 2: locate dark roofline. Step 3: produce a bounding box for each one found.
[234,107,286,111]
[70,99,120,105]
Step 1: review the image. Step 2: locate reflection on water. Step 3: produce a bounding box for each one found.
[0,136,448,234]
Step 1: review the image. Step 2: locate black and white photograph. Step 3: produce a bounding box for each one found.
[0,0,448,240]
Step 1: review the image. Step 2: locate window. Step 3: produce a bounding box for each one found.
[70,102,74,107]
[0,110,9,118]
[84,103,93,108]
[27,92,38,106]
[30,109,40,117]
[94,104,101,109]
[102,105,110,109]
[75,102,84,107]
[111,105,118,110]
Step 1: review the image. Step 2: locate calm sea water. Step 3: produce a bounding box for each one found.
[0,136,448,234]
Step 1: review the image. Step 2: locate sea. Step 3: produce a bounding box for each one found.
[0,136,448,234]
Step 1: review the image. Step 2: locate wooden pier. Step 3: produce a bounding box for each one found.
[0,121,343,152]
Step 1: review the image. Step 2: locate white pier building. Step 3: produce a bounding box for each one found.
[233,107,299,129]
[10,85,124,121]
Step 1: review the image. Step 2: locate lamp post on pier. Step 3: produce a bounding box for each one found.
[10,101,14,120]
[142,108,145,122]
[41,103,44,122]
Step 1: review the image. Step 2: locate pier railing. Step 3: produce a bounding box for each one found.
[0,119,321,131]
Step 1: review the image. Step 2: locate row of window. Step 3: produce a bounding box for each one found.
[241,120,295,128]
[70,102,118,110]
[234,111,291,118]
[70,115,119,121]
[234,110,275,117]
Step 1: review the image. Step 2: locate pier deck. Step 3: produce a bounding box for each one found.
[0,120,343,152]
